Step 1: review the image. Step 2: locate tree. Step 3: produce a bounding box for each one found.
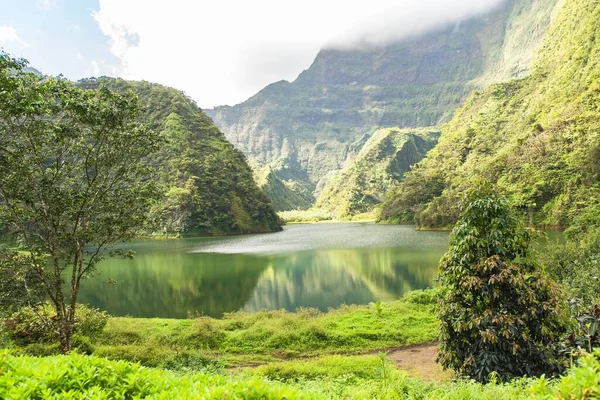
[0,53,161,352]
[436,181,565,382]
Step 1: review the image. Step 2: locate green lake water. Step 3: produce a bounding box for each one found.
[77,223,453,318]
[77,223,563,318]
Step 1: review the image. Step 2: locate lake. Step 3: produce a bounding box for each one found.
[78,223,451,318]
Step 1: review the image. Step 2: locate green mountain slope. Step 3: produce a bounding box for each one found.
[79,78,282,235]
[206,0,559,211]
[379,0,600,228]
[316,128,439,218]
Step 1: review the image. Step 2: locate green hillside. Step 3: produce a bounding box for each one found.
[379,0,600,228]
[206,0,559,211]
[316,128,439,218]
[79,78,281,235]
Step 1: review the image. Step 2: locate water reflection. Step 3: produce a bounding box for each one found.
[77,223,450,318]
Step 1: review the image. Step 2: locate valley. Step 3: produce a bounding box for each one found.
[1,0,600,398]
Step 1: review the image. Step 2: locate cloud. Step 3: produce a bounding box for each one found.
[36,0,59,10]
[0,26,20,44]
[75,53,106,78]
[94,0,507,108]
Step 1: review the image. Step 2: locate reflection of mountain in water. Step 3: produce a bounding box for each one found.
[243,247,440,312]
[78,252,269,318]
[76,225,449,318]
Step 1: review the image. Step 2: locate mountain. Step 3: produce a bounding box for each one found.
[79,78,282,235]
[206,0,559,212]
[315,128,439,218]
[379,0,600,229]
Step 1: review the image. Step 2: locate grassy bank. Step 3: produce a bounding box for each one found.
[5,290,438,369]
[92,290,438,368]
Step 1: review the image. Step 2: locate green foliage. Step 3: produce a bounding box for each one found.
[529,349,600,399]
[208,1,557,211]
[0,352,317,400]
[541,204,600,303]
[0,249,45,316]
[437,183,566,382]
[372,300,384,318]
[401,288,441,305]
[278,209,334,223]
[2,349,600,400]
[539,205,600,357]
[78,78,282,236]
[316,128,439,218]
[0,52,160,352]
[3,303,108,344]
[249,353,535,399]
[381,0,600,228]
[88,296,436,368]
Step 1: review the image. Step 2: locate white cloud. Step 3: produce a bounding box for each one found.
[0,26,20,44]
[94,0,507,108]
[87,60,101,77]
[75,53,105,78]
[37,0,59,10]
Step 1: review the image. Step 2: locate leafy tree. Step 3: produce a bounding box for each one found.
[436,182,566,382]
[0,53,161,352]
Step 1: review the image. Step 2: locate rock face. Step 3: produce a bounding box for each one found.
[380,0,600,228]
[316,128,439,218]
[79,78,282,235]
[206,0,559,212]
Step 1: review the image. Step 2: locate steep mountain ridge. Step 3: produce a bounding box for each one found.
[206,0,560,211]
[79,78,282,235]
[379,0,600,228]
[316,128,439,218]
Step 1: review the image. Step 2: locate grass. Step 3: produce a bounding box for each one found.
[278,209,377,223]
[89,291,438,368]
[3,350,599,399]
[3,289,600,398]
[278,209,334,223]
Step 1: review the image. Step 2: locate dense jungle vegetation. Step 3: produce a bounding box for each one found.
[78,78,281,236]
[380,0,600,229]
[207,0,560,213]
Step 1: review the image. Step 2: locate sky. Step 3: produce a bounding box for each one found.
[1,0,506,109]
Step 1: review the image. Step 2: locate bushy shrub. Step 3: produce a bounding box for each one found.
[22,342,61,357]
[72,334,95,355]
[192,317,226,349]
[402,288,440,305]
[3,303,108,344]
[437,183,566,382]
[0,352,316,399]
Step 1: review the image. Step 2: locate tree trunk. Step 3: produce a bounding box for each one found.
[59,317,73,353]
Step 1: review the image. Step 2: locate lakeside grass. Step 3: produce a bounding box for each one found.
[90,290,438,368]
[3,289,600,398]
[278,209,377,224]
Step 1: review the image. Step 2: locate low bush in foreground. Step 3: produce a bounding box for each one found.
[3,303,108,344]
[2,351,599,399]
[0,351,316,400]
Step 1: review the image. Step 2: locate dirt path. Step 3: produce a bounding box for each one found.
[384,342,451,382]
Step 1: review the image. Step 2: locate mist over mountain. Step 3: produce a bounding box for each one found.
[206,0,559,213]
[380,0,600,228]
